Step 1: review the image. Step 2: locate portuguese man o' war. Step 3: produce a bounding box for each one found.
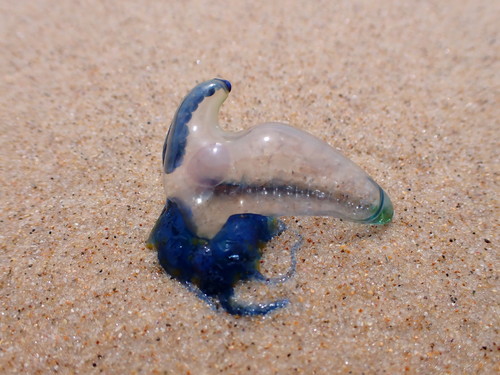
[147,78,394,316]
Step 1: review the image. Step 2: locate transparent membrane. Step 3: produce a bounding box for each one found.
[163,79,393,238]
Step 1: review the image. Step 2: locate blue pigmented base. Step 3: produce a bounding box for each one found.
[147,199,292,316]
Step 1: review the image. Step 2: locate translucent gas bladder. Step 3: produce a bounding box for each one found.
[148,78,393,316]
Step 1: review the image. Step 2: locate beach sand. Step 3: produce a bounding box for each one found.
[1,1,498,373]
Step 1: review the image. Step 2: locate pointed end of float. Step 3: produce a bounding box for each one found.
[214,78,231,92]
[366,188,394,225]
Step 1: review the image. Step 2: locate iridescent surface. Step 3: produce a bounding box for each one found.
[148,79,393,315]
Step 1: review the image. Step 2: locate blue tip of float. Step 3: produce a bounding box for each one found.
[215,78,231,92]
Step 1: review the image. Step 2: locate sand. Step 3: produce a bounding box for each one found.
[1,0,498,373]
